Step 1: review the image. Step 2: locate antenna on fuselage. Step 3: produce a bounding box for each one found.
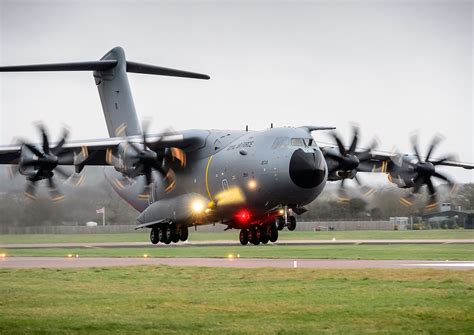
[245,125,248,132]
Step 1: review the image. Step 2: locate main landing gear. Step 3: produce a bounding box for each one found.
[239,223,279,245]
[150,223,188,245]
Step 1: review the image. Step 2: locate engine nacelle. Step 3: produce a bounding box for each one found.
[387,156,418,188]
[328,169,357,181]
[107,142,141,176]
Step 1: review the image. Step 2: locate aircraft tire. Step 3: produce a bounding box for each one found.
[170,225,180,243]
[260,226,269,244]
[287,216,297,231]
[252,228,261,245]
[269,224,278,242]
[247,228,254,244]
[239,229,248,245]
[163,226,172,244]
[179,226,189,241]
[157,226,164,242]
[150,227,159,244]
[277,216,285,231]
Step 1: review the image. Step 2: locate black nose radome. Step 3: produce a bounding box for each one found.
[289,149,326,188]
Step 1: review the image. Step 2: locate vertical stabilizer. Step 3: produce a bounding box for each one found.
[94,47,141,137]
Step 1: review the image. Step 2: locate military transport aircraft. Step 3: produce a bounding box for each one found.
[0,47,473,245]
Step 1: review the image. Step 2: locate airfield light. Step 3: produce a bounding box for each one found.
[67,254,73,258]
[191,199,205,214]
[143,254,149,258]
[248,179,257,190]
[227,253,234,259]
[0,253,6,258]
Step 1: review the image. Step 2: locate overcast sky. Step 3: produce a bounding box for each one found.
[0,0,473,183]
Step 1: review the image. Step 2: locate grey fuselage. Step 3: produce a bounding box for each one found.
[106,126,328,227]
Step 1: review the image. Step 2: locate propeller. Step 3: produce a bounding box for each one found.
[19,125,76,201]
[325,126,378,202]
[125,124,186,199]
[399,134,456,210]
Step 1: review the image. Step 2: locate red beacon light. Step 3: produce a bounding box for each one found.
[236,209,251,224]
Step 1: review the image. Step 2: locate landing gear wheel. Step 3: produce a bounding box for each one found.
[239,229,249,245]
[269,223,278,242]
[170,225,180,243]
[287,216,296,231]
[150,227,159,244]
[157,226,164,242]
[163,226,172,244]
[247,229,254,244]
[179,226,189,241]
[277,216,285,231]
[260,226,269,244]
[252,228,261,245]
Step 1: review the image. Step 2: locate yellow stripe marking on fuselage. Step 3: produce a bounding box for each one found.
[205,155,214,202]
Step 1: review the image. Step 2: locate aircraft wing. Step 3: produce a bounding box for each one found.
[0,130,206,167]
[367,150,474,171]
[319,141,474,172]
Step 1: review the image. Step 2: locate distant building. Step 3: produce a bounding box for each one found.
[422,210,474,229]
[390,217,408,230]
[440,203,451,212]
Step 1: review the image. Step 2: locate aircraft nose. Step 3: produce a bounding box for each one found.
[289,149,326,188]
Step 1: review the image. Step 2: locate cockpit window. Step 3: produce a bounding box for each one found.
[304,138,318,147]
[291,138,305,147]
[273,137,318,149]
[271,137,290,149]
[290,138,318,147]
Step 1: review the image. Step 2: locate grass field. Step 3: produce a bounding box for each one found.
[0,266,472,334]
[1,229,473,244]
[2,244,473,260]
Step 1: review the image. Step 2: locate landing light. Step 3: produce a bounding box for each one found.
[248,179,257,190]
[191,199,205,214]
[278,208,285,215]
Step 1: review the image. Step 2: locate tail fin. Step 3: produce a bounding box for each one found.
[0,46,210,137]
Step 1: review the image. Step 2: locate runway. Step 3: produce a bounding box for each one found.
[1,239,473,249]
[1,256,473,269]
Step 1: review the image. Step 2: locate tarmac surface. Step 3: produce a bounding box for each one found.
[1,239,473,249]
[1,256,473,269]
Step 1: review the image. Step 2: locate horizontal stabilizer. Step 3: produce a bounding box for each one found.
[0,59,210,80]
[127,61,210,80]
[0,60,117,72]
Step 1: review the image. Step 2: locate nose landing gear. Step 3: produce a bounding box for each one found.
[276,214,297,231]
